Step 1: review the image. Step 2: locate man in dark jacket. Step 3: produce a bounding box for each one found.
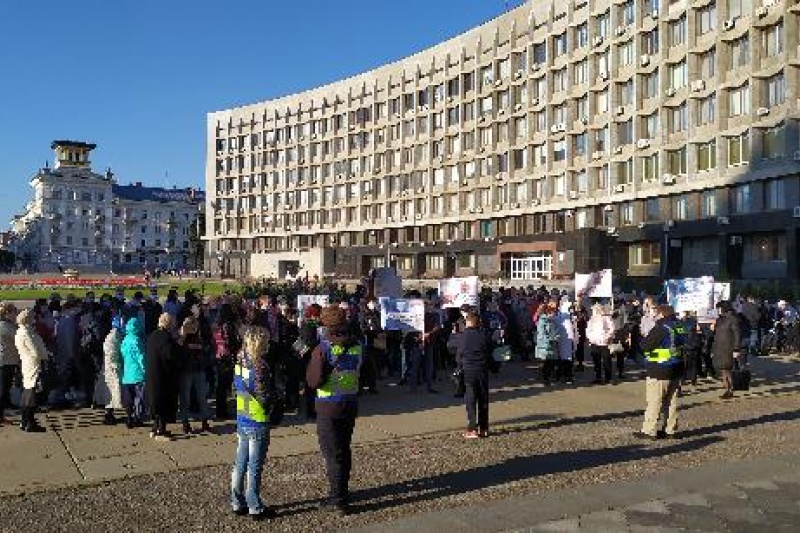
[712,300,742,399]
[448,312,492,439]
[306,305,361,516]
[145,313,179,441]
[358,298,381,394]
[636,305,685,441]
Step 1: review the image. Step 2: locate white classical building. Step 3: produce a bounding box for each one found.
[11,141,205,273]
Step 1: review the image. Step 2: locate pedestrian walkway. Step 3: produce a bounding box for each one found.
[348,452,800,533]
[1,354,799,497]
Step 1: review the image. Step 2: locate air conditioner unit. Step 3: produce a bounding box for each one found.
[650,9,659,19]
[666,87,676,97]
[607,226,617,234]
[495,175,504,181]
[447,97,454,104]
[479,146,487,152]
[640,55,650,67]
[494,204,502,210]
[569,191,579,199]
[310,134,317,140]
[417,187,425,194]
[462,180,469,186]
[349,125,356,131]
[723,19,735,31]
[592,151,603,160]
[757,107,770,116]
[531,97,539,106]
[415,214,423,220]
[479,116,487,123]
[514,70,523,79]
[604,204,614,211]
[665,219,675,229]
[298,158,305,164]
[475,207,484,213]
[793,206,800,218]
[717,216,730,225]
[637,222,646,229]
[558,123,567,132]
[550,124,560,134]
[336,174,343,180]
[531,199,541,206]
[495,79,503,87]
[614,184,626,193]
[756,6,768,17]
[580,116,589,125]
[531,63,542,72]
[593,36,603,46]
[512,202,520,208]
[373,168,381,174]
[614,146,624,154]
[730,235,743,245]
[467,207,475,213]
[515,103,523,111]
[615,106,625,116]
[691,80,706,92]
[636,139,651,149]
[662,174,676,184]
[616,26,626,36]
[498,109,505,116]
[598,71,609,81]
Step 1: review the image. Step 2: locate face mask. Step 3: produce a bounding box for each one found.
[367,303,375,310]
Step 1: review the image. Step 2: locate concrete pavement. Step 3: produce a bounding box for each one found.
[1,353,799,498]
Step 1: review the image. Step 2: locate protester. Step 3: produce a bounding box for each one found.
[15,309,50,432]
[712,300,742,400]
[177,315,211,434]
[120,316,146,429]
[299,304,323,421]
[146,313,179,441]
[306,305,362,516]
[636,305,685,440]
[586,304,616,385]
[554,300,576,384]
[448,312,492,438]
[535,301,561,385]
[0,303,20,426]
[96,316,124,425]
[230,325,276,521]
[214,303,241,420]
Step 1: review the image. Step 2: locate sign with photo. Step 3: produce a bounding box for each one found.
[379,297,425,332]
[665,277,715,316]
[575,269,613,298]
[439,276,480,309]
[296,294,329,325]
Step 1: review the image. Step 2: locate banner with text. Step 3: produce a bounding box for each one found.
[575,269,613,299]
[296,294,329,325]
[379,297,425,332]
[665,277,715,316]
[439,276,480,309]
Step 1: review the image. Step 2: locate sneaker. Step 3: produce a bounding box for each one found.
[232,508,248,517]
[23,423,46,433]
[478,430,489,438]
[464,430,480,439]
[201,420,212,433]
[250,507,277,521]
[720,391,734,400]
[153,433,172,443]
[182,422,192,434]
[633,431,658,441]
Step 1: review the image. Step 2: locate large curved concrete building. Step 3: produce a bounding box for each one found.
[206,0,800,285]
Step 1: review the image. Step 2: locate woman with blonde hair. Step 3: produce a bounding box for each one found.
[0,302,20,426]
[145,313,178,441]
[230,324,276,520]
[586,303,616,385]
[177,315,211,434]
[14,309,50,432]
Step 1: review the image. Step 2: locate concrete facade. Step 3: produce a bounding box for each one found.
[206,0,800,283]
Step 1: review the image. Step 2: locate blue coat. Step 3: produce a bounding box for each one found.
[120,317,146,384]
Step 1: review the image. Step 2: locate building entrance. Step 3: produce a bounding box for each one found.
[505,252,553,281]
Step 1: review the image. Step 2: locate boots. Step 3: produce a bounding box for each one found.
[103,408,117,426]
[20,407,45,433]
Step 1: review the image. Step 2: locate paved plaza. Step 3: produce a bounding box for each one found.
[1,354,800,532]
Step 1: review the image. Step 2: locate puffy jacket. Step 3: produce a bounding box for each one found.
[535,314,560,360]
[0,319,20,366]
[120,317,146,384]
[586,314,615,346]
[15,325,49,389]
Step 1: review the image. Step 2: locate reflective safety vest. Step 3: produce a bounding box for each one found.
[317,343,362,402]
[234,354,268,426]
[645,324,682,366]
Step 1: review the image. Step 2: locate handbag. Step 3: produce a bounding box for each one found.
[452,369,465,398]
[609,342,624,354]
[731,359,751,391]
[292,337,310,356]
[492,344,512,362]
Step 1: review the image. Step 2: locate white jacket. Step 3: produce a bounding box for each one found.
[95,329,123,409]
[586,314,615,347]
[15,325,50,390]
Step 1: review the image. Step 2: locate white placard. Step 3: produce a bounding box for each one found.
[438,276,480,309]
[575,269,613,299]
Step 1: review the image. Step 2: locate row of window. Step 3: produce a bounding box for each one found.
[630,232,787,266]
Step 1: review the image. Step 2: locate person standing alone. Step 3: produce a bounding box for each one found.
[636,305,685,440]
[448,312,492,439]
[306,305,362,516]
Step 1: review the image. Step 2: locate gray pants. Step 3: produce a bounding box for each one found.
[178,371,210,423]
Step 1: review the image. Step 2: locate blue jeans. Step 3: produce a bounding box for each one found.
[178,371,210,423]
[230,425,270,514]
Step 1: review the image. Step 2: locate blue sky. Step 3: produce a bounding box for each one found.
[0,0,521,228]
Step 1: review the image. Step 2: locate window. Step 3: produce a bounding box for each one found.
[728,83,750,116]
[646,198,661,221]
[762,125,783,160]
[727,0,751,20]
[619,79,634,106]
[764,73,785,107]
[622,203,634,225]
[498,58,510,81]
[621,0,634,25]
[618,40,634,67]
[480,65,494,89]
[669,104,688,133]
[575,22,589,48]
[667,147,687,174]
[697,139,717,171]
[727,131,750,165]
[553,68,567,92]
[616,159,633,184]
[553,103,567,124]
[765,180,785,210]
[696,95,716,126]
[673,195,689,220]
[669,15,686,46]
[642,113,659,139]
[643,70,659,100]
[532,42,547,66]
[762,23,784,58]
[684,238,720,264]
[617,120,633,145]
[554,173,566,196]
[533,144,547,165]
[730,183,752,214]
[642,29,659,55]
[669,61,687,89]
[744,233,786,262]
[553,32,568,57]
[729,36,750,70]
[425,254,444,271]
[573,60,588,85]
[640,154,659,182]
[701,190,717,218]
[576,170,589,192]
[596,11,609,38]
[457,252,475,269]
[595,127,608,153]
[698,49,716,79]
[553,140,567,162]
[573,133,587,156]
[696,3,716,36]
[629,242,661,266]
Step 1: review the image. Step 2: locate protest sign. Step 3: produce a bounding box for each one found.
[296,294,329,325]
[379,297,425,332]
[665,277,715,316]
[575,269,613,298]
[439,276,480,309]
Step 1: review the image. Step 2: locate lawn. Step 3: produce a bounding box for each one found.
[0,279,240,302]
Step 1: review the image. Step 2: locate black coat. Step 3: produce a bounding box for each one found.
[448,327,492,376]
[712,311,741,371]
[145,329,179,421]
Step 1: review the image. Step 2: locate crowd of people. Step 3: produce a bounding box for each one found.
[0,280,798,519]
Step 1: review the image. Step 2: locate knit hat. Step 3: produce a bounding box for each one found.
[320,305,347,329]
